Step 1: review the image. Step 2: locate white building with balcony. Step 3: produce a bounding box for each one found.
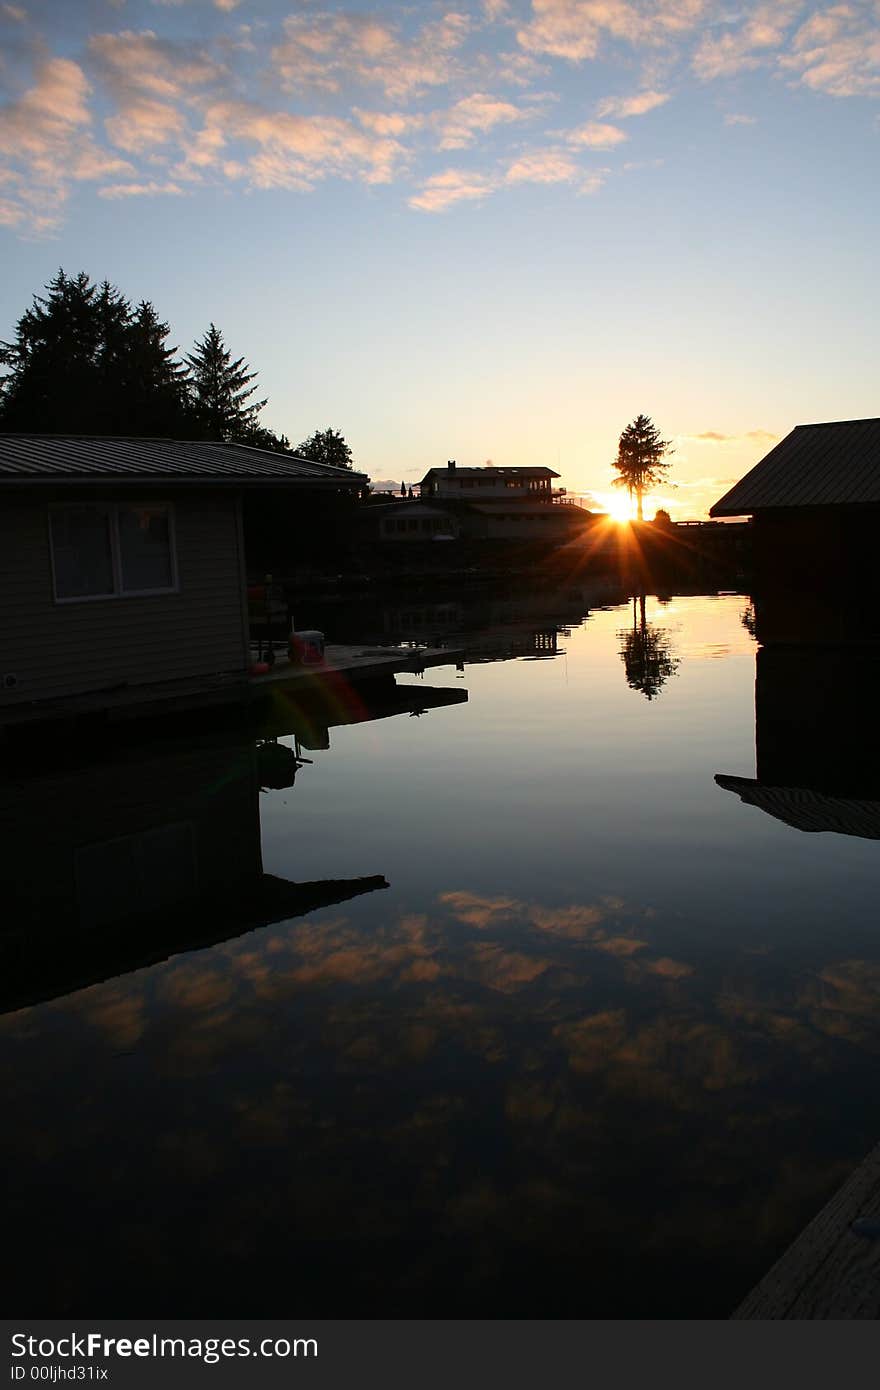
[419,461,560,500]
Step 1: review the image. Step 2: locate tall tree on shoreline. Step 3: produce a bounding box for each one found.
[612,414,673,521]
[185,323,267,442]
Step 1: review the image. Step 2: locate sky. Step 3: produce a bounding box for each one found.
[0,0,878,517]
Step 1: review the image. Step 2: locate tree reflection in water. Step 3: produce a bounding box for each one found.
[619,594,679,700]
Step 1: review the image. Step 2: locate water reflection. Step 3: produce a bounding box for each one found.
[618,594,680,700]
[718,637,880,839]
[4,590,880,1319]
[0,676,468,1012]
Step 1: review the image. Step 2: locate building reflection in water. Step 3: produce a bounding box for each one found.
[316,578,631,666]
[0,676,467,1012]
[717,590,880,838]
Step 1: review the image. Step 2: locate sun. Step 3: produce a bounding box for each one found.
[602,494,634,524]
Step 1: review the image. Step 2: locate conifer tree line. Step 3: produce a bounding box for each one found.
[0,270,354,468]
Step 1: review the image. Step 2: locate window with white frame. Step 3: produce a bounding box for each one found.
[50,503,177,601]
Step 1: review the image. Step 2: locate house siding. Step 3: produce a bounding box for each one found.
[0,491,249,707]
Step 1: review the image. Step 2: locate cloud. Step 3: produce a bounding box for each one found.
[354,109,424,137]
[517,0,706,63]
[565,119,628,148]
[2,0,874,238]
[688,429,778,444]
[693,2,803,81]
[271,10,472,103]
[597,88,670,117]
[436,93,526,149]
[197,98,407,190]
[89,29,227,154]
[409,167,496,211]
[780,5,880,98]
[0,57,91,154]
[89,29,226,102]
[504,148,581,182]
[0,55,132,232]
[98,179,184,199]
[106,99,186,153]
[579,168,607,193]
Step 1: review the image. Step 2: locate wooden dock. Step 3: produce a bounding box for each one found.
[734,1142,880,1318]
[247,643,460,690]
[0,644,462,733]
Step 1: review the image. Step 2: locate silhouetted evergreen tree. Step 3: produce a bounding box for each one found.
[240,423,293,454]
[0,273,298,446]
[185,323,267,442]
[0,270,103,432]
[124,300,195,437]
[612,414,673,521]
[296,427,354,470]
[0,270,198,437]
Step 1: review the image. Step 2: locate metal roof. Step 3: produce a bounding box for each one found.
[420,465,559,482]
[0,435,367,488]
[710,418,880,516]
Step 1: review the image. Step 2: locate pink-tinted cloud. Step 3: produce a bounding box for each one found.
[409,167,496,211]
[271,10,472,102]
[504,147,580,182]
[0,55,132,232]
[517,0,706,63]
[98,178,184,199]
[597,87,670,117]
[437,93,527,149]
[89,28,226,155]
[693,2,803,80]
[200,98,407,190]
[565,118,628,148]
[780,5,880,98]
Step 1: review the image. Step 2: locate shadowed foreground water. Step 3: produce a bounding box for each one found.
[4,592,880,1317]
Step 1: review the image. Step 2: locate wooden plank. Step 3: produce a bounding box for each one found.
[734,1142,880,1318]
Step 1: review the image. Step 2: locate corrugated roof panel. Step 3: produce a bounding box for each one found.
[419,466,560,480]
[711,419,880,515]
[0,435,367,486]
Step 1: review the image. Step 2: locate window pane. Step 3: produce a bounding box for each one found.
[119,505,173,592]
[51,506,114,599]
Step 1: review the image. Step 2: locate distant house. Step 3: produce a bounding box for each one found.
[407,460,595,541]
[419,461,560,500]
[361,500,461,542]
[710,418,880,588]
[0,435,365,716]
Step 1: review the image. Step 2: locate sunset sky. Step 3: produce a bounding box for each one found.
[1,0,877,516]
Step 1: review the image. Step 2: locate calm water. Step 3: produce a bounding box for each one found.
[4,589,880,1316]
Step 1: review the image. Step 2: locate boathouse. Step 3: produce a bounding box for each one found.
[709,417,880,591]
[0,435,365,717]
